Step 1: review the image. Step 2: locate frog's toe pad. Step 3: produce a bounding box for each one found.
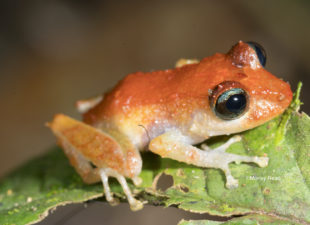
[256,156,269,167]
[100,168,143,210]
[232,135,242,142]
[130,199,144,211]
[108,198,120,206]
[226,175,239,189]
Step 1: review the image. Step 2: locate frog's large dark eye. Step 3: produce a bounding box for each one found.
[246,41,267,67]
[214,88,248,120]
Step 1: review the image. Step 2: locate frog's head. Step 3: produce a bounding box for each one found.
[203,41,293,136]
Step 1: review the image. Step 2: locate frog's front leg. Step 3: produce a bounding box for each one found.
[75,94,103,113]
[175,58,199,68]
[149,131,268,188]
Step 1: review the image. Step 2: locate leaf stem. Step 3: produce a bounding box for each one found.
[275,81,303,145]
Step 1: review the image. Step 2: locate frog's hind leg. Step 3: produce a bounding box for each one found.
[56,132,101,184]
[48,114,143,210]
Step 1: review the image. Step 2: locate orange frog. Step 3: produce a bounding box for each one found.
[48,41,292,210]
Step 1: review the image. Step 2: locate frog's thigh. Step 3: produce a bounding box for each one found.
[57,134,100,184]
[149,131,268,189]
[48,114,142,178]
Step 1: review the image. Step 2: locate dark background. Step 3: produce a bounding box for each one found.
[0,0,309,224]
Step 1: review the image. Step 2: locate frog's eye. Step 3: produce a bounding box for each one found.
[215,88,248,120]
[246,41,267,67]
[214,88,248,120]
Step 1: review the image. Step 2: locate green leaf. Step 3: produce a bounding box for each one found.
[0,149,103,225]
[178,214,299,225]
[0,82,309,225]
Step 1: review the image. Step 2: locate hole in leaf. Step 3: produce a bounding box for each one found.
[178,185,189,193]
[154,173,173,192]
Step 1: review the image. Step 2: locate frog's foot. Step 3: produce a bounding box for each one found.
[211,135,269,167]
[206,135,269,188]
[99,168,143,211]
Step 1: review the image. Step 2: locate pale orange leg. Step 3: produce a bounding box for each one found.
[48,114,143,210]
[57,135,101,184]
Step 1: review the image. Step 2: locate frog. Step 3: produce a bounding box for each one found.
[48,41,293,211]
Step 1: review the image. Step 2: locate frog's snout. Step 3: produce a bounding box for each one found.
[278,81,293,109]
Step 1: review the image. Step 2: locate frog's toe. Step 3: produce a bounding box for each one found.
[212,135,242,153]
[108,197,120,206]
[129,199,144,211]
[226,175,239,189]
[201,143,211,151]
[256,156,269,167]
[233,135,242,142]
[100,168,144,210]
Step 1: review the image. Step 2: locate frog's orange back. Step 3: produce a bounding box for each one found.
[83,55,239,123]
[83,41,292,130]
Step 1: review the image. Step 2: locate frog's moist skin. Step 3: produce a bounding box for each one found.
[48,41,293,211]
